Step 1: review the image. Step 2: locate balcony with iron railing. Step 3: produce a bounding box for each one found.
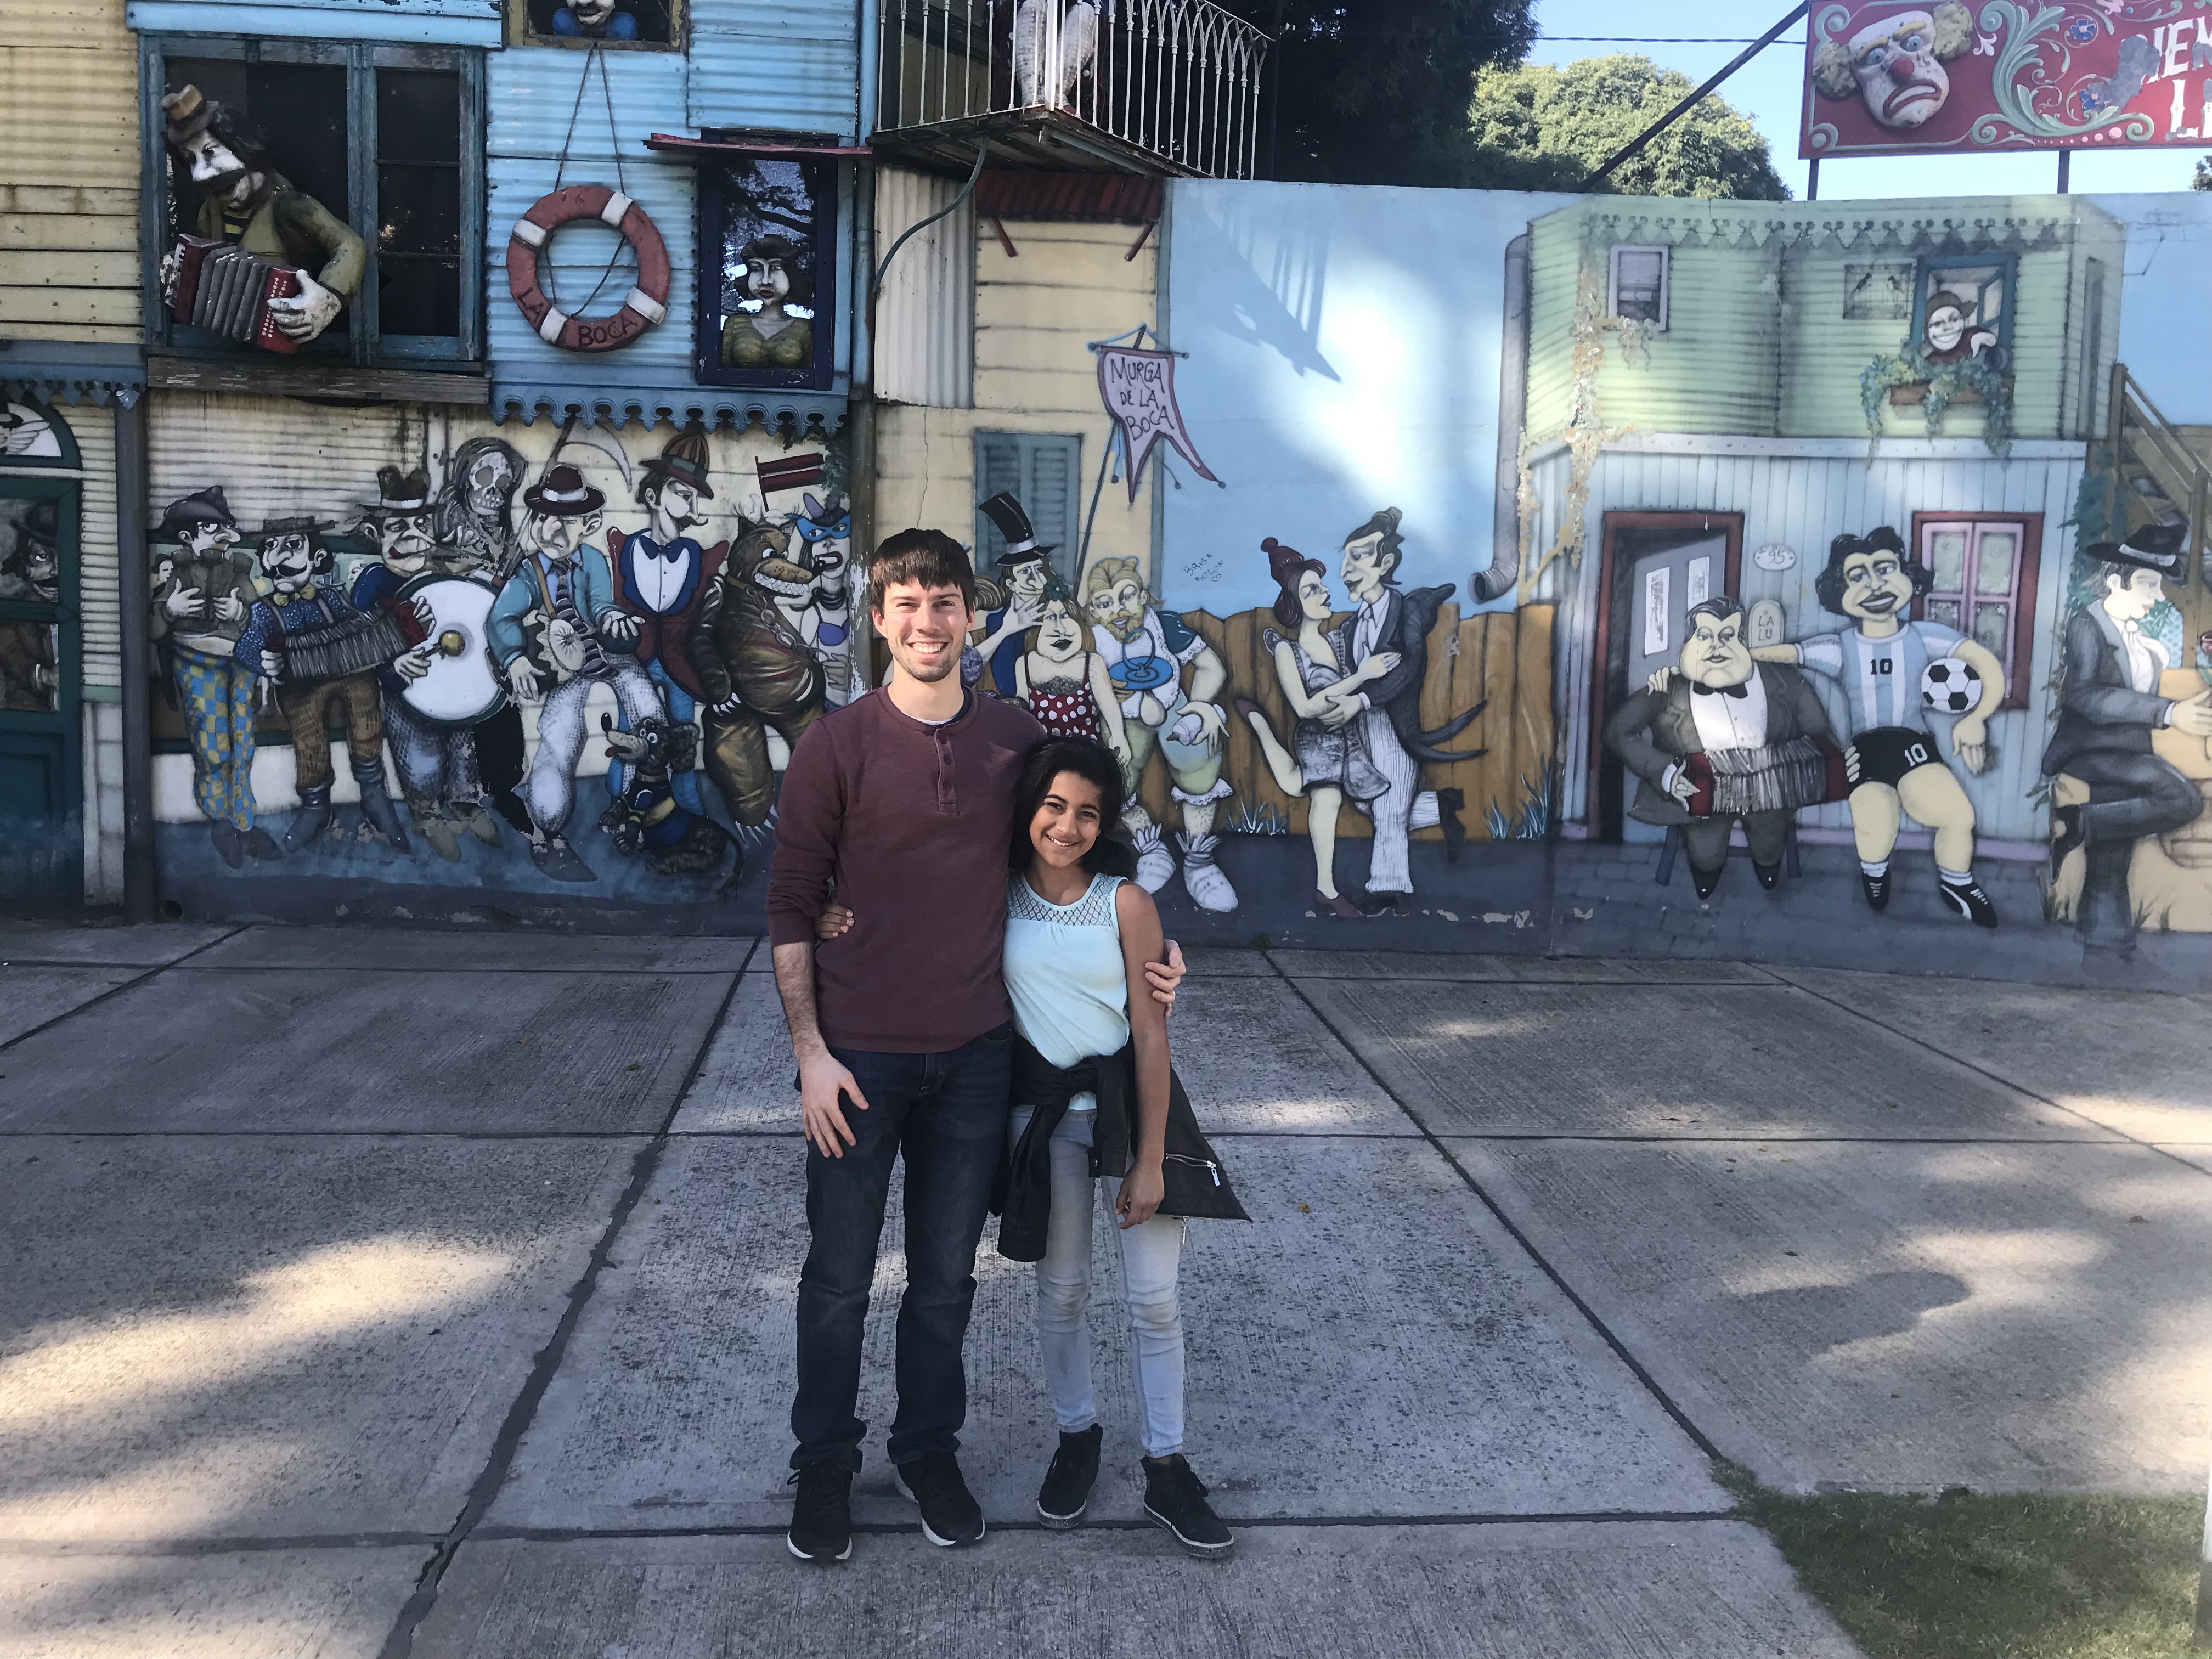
[874,0,1269,178]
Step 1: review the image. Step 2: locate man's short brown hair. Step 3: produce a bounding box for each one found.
[869,528,976,615]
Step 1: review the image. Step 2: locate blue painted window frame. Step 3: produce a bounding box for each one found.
[139,32,486,368]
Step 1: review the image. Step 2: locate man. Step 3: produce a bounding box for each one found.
[487,464,665,883]
[432,437,531,833]
[149,487,277,866]
[349,466,496,862]
[0,500,60,714]
[550,0,638,35]
[1334,510,1477,914]
[159,86,363,346]
[767,528,1183,1566]
[236,516,411,853]
[1607,596,1842,900]
[970,493,1054,698]
[1081,557,1238,911]
[2043,523,2212,945]
[607,424,725,818]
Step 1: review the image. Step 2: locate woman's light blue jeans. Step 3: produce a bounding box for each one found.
[1010,1105,1187,1459]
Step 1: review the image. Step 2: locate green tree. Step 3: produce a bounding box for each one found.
[1467,55,1790,199]
[1220,0,1538,187]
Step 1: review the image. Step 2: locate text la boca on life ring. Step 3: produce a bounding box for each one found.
[507,184,670,353]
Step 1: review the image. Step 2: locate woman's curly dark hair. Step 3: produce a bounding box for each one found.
[1008,736,1136,879]
[1814,524,1934,616]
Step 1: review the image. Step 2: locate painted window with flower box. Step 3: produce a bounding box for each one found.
[1911,511,2041,706]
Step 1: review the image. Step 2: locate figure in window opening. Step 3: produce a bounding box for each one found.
[235,516,413,855]
[784,492,861,708]
[972,491,1056,699]
[550,0,637,38]
[150,488,278,867]
[1919,289,2001,367]
[606,424,725,820]
[0,500,61,717]
[431,436,533,833]
[1234,538,1401,919]
[1014,574,1130,765]
[157,85,364,346]
[688,516,827,826]
[720,235,813,371]
[487,465,666,884]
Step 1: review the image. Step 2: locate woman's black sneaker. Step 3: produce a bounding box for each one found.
[786,1464,854,1563]
[1142,1455,1233,1558]
[1037,1424,1103,1528]
[893,1451,985,1547]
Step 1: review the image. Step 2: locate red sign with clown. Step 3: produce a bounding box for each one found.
[1801,0,2212,157]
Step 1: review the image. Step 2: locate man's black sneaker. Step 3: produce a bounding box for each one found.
[1142,1454,1233,1559]
[1037,1424,1103,1529]
[894,1451,985,1547]
[786,1463,853,1564]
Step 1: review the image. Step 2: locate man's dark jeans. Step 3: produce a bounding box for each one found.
[791,1022,1011,1472]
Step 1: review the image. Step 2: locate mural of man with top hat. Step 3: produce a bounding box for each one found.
[150,486,276,867]
[970,491,1054,698]
[2045,522,2212,946]
[488,463,665,883]
[157,85,364,346]
[607,423,726,817]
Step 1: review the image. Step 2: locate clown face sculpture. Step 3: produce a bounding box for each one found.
[1811,2,1972,131]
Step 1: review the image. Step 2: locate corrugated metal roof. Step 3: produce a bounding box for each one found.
[974,172,1160,223]
[687,0,860,139]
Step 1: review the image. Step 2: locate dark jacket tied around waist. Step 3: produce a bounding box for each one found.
[996,1034,1249,1262]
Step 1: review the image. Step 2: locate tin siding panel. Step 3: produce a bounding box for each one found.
[874,165,973,408]
[688,0,860,137]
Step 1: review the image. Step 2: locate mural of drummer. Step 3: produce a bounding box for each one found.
[608,424,725,817]
[349,466,499,863]
[488,464,666,883]
[1082,556,1238,912]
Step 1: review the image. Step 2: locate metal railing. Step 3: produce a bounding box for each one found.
[877,0,1269,179]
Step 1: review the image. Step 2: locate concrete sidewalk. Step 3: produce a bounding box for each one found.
[2,923,2207,1657]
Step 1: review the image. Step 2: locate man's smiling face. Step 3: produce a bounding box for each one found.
[874,579,972,683]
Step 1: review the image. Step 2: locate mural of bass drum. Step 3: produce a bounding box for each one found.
[396,574,507,727]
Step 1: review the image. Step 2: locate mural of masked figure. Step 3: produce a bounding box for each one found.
[1609,596,1843,901]
[607,424,725,818]
[688,518,827,826]
[1236,538,1399,918]
[149,487,274,866]
[349,466,499,863]
[1752,527,2002,926]
[487,465,665,884]
[235,517,412,854]
[0,500,61,713]
[787,493,860,708]
[1334,510,1479,915]
[1081,556,1238,911]
[2044,523,2212,946]
[432,436,531,834]
[157,86,364,346]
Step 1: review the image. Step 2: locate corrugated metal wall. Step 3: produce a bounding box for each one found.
[1534,435,2085,846]
[874,165,973,408]
[689,0,861,136]
[122,0,499,46]
[0,0,139,345]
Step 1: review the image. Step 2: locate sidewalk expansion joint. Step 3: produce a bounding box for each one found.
[1262,951,1729,1465]
[0,925,250,1053]
[374,940,755,1659]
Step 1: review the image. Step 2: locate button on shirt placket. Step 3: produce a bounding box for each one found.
[935,728,958,815]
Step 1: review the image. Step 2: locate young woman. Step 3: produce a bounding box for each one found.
[1013,579,1132,773]
[816,735,1239,1558]
[1233,538,1400,918]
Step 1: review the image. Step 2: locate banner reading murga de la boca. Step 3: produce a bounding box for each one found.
[1802,0,2212,159]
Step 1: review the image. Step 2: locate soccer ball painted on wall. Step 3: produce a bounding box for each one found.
[1920,656,1982,713]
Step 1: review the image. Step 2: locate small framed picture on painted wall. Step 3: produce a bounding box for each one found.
[694,138,838,392]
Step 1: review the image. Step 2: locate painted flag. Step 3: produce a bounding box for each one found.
[1095,347,1217,501]
[758,453,824,498]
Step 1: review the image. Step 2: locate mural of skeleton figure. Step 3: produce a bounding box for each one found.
[0,500,60,715]
[607,425,726,819]
[1808,3,1972,132]
[1013,574,1130,766]
[487,465,665,883]
[1236,538,1402,918]
[689,517,828,826]
[432,436,531,833]
[349,466,500,864]
[972,492,1056,698]
[157,85,364,345]
[235,516,412,854]
[1333,510,1477,915]
[2045,523,2212,945]
[1748,527,2002,926]
[150,487,273,866]
[720,235,814,372]
[786,493,860,707]
[1608,596,1843,902]
[1082,555,1237,911]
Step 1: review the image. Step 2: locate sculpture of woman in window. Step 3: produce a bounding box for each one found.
[719,235,813,371]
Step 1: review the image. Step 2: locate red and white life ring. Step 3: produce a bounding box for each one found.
[506,184,670,353]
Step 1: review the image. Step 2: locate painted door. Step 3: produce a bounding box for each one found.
[0,477,81,910]
[1595,516,1737,843]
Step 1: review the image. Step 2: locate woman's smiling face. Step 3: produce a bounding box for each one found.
[1030,770,1103,871]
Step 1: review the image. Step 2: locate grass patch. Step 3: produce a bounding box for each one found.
[1717,1464,2202,1659]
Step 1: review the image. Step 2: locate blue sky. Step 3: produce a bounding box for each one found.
[1526,0,2207,197]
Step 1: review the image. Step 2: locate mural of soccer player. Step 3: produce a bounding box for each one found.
[607,424,725,817]
[1753,527,2001,926]
[2044,524,2212,945]
[1082,555,1237,911]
